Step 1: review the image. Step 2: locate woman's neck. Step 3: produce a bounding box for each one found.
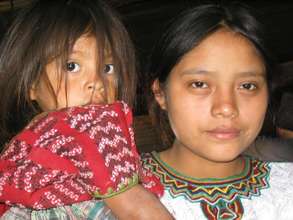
[159,144,245,179]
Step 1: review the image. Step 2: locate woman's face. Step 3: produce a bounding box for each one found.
[30,34,117,111]
[154,29,268,163]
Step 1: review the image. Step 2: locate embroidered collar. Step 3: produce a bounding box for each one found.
[142,152,271,219]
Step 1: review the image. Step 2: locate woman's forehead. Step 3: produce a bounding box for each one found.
[170,29,265,77]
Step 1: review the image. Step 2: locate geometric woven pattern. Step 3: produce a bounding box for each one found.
[0,102,140,210]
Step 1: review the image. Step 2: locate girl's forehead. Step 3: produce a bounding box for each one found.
[71,34,112,58]
[72,35,97,51]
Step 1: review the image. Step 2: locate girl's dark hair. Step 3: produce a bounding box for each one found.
[147,3,274,149]
[0,0,136,147]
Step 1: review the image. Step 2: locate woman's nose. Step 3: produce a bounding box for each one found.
[211,88,239,119]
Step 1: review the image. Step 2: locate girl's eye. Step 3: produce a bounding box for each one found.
[104,64,114,74]
[240,83,257,91]
[66,62,80,73]
[190,81,208,89]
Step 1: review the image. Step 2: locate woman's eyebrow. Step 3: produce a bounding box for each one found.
[181,68,214,76]
[235,71,266,78]
[180,68,265,78]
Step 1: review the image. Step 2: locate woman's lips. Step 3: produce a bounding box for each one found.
[206,127,240,140]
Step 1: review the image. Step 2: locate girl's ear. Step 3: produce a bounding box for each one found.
[152,79,167,110]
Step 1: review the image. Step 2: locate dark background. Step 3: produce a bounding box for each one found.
[114,0,293,63]
[111,1,293,115]
[1,0,293,62]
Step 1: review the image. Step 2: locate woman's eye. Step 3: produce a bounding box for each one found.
[104,64,114,74]
[190,81,208,89]
[66,62,80,73]
[240,83,257,90]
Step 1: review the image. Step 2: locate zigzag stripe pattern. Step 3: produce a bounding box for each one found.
[142,153,270,204]
[1,140,31,161]
[64,103,139,193]
[0,101,140,209]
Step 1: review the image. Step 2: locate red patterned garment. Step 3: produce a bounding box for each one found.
[0,101,163,214]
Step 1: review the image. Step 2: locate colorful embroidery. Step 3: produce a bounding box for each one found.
[0,102,140,209]
[142,152,270,220]
[201,198,243,220]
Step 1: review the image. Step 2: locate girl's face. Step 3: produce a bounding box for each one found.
[154,29,268,163]
[30,35,116,111]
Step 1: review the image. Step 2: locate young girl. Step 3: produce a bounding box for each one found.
[143,3,293,219]
[0,0,172,219]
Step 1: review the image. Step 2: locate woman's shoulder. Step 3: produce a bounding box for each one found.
[245,157,293,191]
[246,161,293,218]
[268,161,293,183]
[260,161,293,204]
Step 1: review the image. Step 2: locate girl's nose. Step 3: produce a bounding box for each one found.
[86,74,106,104]
[87,80,104,92]
[211,89,239,119]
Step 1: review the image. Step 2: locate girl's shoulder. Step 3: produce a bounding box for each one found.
[5,101,132,150]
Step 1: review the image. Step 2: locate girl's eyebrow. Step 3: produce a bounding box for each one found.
[70,49,91,58]
[104,49,113,59]
[70,50,85,56]
[104,54,113,61]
